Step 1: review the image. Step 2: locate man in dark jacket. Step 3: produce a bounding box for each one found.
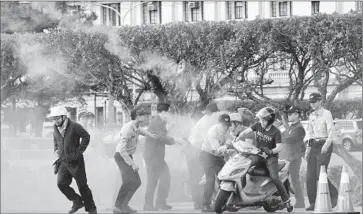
[49,106,97,214]
[143,103,175,211]
[280,106,306,208]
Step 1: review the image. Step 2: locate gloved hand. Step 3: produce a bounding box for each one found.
[260,147,273,156]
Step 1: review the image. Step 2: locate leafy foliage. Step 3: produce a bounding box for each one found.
[0,2,59,34]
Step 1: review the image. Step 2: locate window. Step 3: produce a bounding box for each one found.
[357,121,362,129]
[184,2,204,22]
[102,3,121,26]
[271,1,291,17]
[271,1,277,17]
[142,1,162,24]
[356,1,363,12]
[117,3,121,26]
[279,1,288,16]
[235,2,247,19]
[226,1,247,20]
[102,7,107,25]
[110,3,118,26]
[311,1,320,14]
[335,121,355,130]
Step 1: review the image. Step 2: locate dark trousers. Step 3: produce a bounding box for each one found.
[114,153,141,209]
[289,157,305,206]
[200,151,225,206]
[57,158,96,211]
[249,155,290,202]
[144,158,170,206]
[306,143,338,206]
[184,144,204,206]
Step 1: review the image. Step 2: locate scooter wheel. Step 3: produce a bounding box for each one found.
[214,189,232,214]
[262,201,278,212]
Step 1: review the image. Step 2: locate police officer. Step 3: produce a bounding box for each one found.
[186,102,220,210]
[200,114,234,212]
[305,92,338,211]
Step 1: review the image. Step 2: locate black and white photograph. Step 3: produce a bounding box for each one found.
[1,1,362,214]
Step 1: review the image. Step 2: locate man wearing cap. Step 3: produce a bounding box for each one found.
[49,106,97,214]
[185,102,220,210]
[143,103,176,211]
[280,106,306,208]
[305,92,338,211]
[200,114,234,212]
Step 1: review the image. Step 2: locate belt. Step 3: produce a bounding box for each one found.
[307,138,327,146]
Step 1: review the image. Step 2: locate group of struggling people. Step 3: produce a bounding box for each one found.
[48,92,338,214]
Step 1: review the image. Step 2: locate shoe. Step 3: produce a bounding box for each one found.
[68,198,84,214]
[125,206,137,213]
[143,204,158,211]
[88,208,97,214]
[284,200,294,213]
[305,204,314,211]
[201,205,213,212]
[156,203,172,210]
[113,207,128,214]
[294,202,305,208]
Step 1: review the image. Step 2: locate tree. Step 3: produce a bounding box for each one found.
[310,12,362,107]
[0,2,59,34]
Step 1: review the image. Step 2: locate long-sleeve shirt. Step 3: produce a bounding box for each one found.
[143,115,175,161]
[188,112,221,149]
[280,122,306,161]
[116,120,148,165]
[202,124,229,156]
[306,107,334,142]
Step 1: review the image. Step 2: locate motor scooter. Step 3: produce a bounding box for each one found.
[214,140,293,213]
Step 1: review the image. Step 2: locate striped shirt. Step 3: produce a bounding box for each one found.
[116,120,146,165]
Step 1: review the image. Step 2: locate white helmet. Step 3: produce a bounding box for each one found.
[48,106,68,118]
[229,113,243,123]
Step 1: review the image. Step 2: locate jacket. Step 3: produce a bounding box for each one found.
[53,119,90,162]
[280,122,306,161]
[143,115,174,161]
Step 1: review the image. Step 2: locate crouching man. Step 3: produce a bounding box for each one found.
[50,106,97,214]
[114,107,157,214]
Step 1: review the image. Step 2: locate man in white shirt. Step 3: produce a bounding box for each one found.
[185,102,220,210]
[200,114,234,212]
[114,107,156,214]
[304,92,338,211]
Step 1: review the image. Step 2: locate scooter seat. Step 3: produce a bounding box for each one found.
[248,161,286,176]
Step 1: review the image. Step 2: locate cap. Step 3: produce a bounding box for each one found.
[229,113,242,123]
[218,114,231,127]
[286,106,301,115]
[309,92,322,103]
[205,103,219,113]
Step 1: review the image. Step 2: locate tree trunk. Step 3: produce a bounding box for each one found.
[333,144,362,198]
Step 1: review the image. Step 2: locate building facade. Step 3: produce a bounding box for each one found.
[82,1,363,26]
[37,1,362,126]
